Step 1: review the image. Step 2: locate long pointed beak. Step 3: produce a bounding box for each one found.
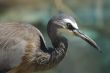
[73,29,101,52]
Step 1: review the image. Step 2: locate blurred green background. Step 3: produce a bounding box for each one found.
[0,0,109,73]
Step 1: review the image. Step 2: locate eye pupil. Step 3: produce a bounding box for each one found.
[67,23,74,30]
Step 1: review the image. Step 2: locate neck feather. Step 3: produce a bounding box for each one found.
[35,23,68,70]
[46,24,68,68]
[47,36,68,67]
[34,35,68,71]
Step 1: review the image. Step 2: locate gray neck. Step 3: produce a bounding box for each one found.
[46,23,68,68]
[34,22,68,71]
[48,36,68,66]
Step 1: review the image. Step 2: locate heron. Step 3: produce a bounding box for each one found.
[0,14,101,73]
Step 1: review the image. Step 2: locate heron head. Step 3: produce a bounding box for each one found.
[48,14,101,52]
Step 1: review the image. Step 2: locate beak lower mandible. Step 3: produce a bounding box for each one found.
[73,29,102,53]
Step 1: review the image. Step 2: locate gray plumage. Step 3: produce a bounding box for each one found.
[0,22,67,73]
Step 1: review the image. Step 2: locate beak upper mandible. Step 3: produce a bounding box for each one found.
[73,29,101,53]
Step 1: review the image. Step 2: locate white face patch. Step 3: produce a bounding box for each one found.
[63,18,78,29]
